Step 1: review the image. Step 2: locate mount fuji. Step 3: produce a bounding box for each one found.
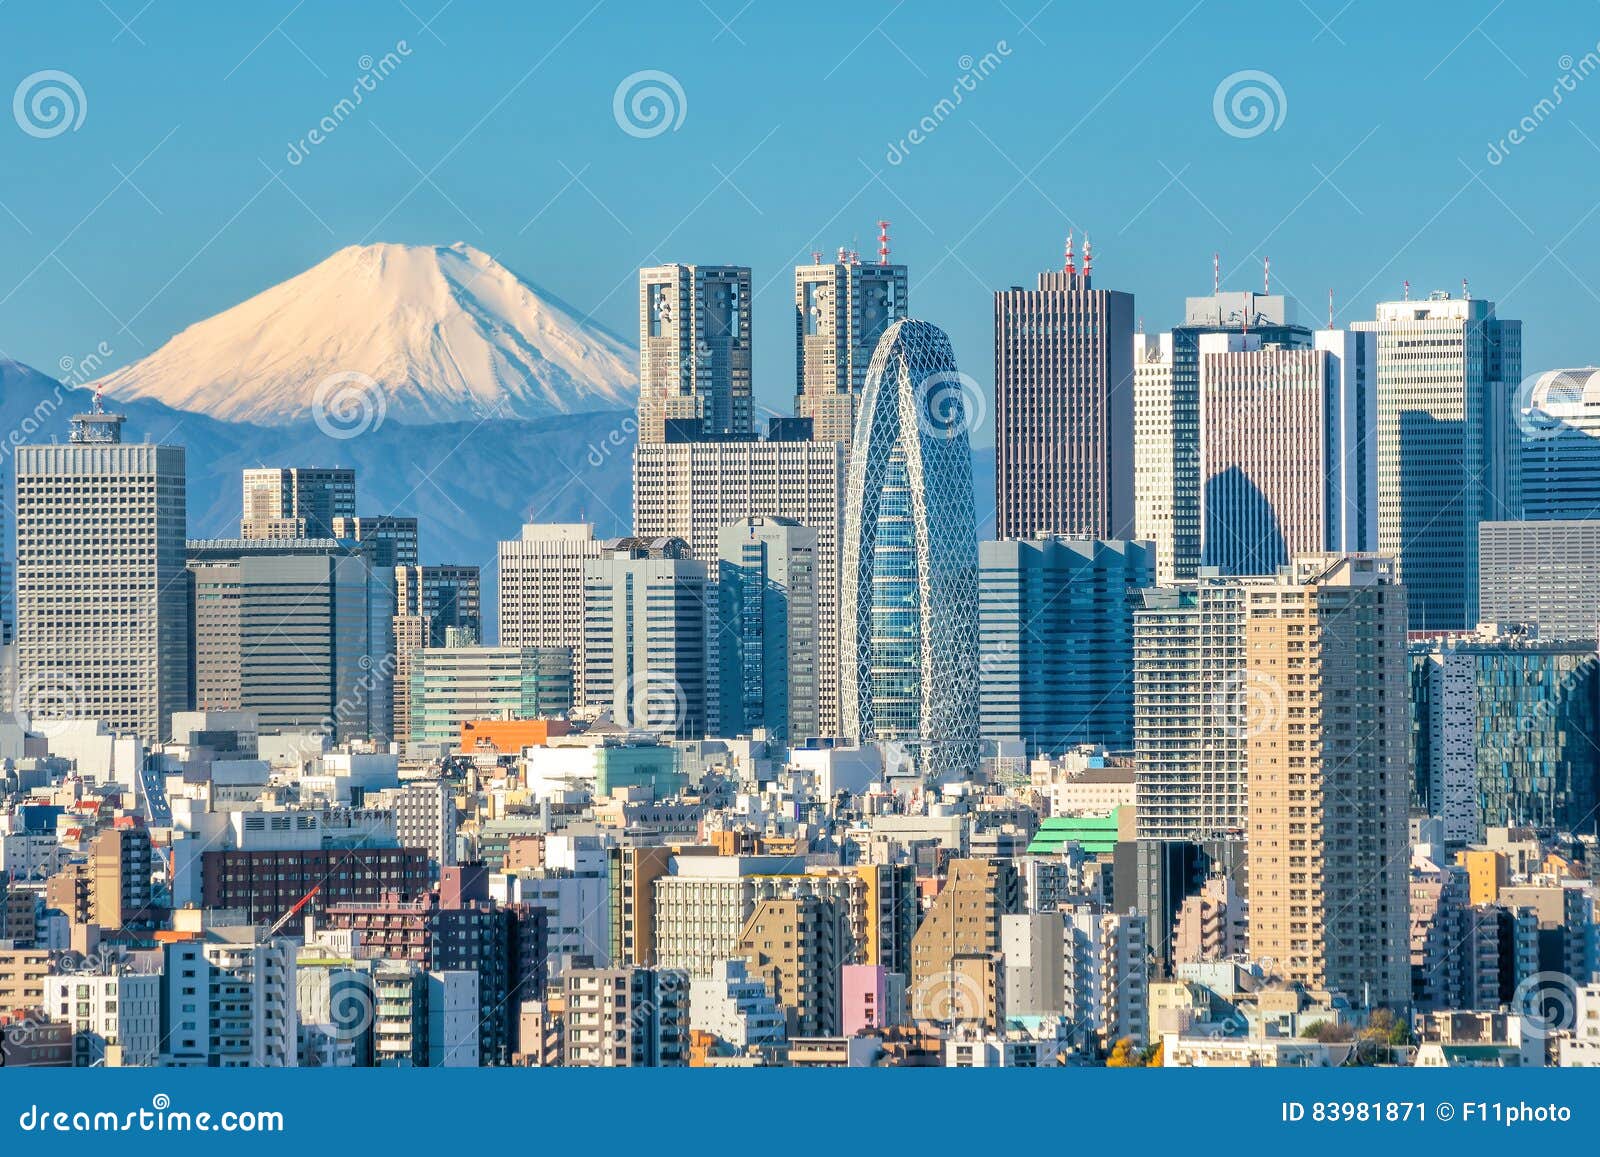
[91,242,638,426]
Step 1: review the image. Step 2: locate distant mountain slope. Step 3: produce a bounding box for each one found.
[91,242,638,426]
[0,360,633,635]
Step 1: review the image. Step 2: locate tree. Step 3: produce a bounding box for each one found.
[1105,1037,1143,1067]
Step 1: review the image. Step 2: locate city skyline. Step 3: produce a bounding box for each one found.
[6,3,1600,437]
[9,0,1600,1105]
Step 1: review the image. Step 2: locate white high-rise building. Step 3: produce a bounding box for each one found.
[44,972,162,1066]
[638,264,752,443]
[1520,367,1600,519]
[582,538,712,738]
[1062,906,1149,1052]
[633,436,846,735]
[1133,573,1256,841]
[160,922,298,1067]
[1133,332,1179,584]
[689,958,787,1048]
[392,779,459,871]
[14,404,189,742]
[1353,291,1521,630]
[497,523,604,701]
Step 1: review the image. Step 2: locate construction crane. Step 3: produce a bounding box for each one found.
[266,885,321,938]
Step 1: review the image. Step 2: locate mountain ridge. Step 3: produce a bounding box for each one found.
[90,241,638,427]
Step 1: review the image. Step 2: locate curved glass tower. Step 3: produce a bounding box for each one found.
[842,319,980,781]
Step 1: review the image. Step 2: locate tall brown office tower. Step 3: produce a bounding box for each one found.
[994,236,1135,540]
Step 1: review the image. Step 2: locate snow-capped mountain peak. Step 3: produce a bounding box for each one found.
[93,241,638,426]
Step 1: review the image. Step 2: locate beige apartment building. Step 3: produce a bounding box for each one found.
[1245,554,1410,1007]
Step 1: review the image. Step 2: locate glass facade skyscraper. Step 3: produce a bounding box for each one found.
[1410,627,1600,838]
[979,536,1154,756]
[1353,293,1521,631]
[841,319,980,781]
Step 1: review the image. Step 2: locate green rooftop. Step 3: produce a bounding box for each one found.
[1027,809,1122,856]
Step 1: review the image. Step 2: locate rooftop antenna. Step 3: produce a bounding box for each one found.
[1213,251,1220,295]
[811,250,823,264]
[1462,276,1470,300]
[1063,230,1076,276]
[1082,233,1093,280]
[1263,255,1270,295]
[1403,279,1410,301]
[877,220,891,266]
[1137,316,1145,334]
[1327,288,1334,329]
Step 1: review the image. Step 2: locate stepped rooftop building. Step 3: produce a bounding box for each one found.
[841,320,980,781]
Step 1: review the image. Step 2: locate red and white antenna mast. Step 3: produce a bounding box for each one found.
[1213,251,1220,294]
[1082,233,1093,280]
[1403,279,1410,301]
[1063,231,1076,276]
[1263,255,1270,295]
[877,220,891,266]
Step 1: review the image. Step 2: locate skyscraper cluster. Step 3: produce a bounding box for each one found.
[6,233,1600,1074]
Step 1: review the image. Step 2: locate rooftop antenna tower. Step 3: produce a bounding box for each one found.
[1063,231,1076,276]
[1082,233,1093,280]
[1213,251,1220,295]
[877,220,891,265]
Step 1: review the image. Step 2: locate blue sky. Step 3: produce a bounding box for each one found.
[4,0,1600,435]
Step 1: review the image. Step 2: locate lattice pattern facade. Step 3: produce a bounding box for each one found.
[841,320,980,781]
